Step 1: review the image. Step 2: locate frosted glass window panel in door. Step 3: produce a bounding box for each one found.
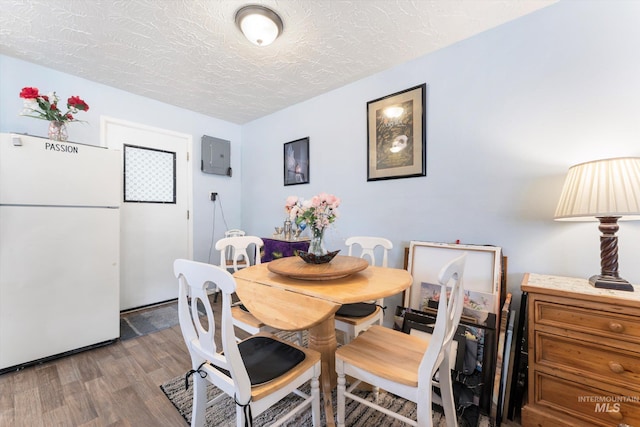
[124,144,176,203]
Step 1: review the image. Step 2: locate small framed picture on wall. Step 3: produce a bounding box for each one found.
[366,84,426,181]
[284,137,309,186]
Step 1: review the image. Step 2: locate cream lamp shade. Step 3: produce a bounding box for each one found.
[235,5,283,47]
[555,157,640,220]
[554,157,640,291]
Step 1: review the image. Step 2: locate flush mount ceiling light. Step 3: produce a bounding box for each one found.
[235,5,283,47]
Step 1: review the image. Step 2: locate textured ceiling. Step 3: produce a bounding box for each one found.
[0,0,556,124]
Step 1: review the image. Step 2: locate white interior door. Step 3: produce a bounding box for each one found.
[102,117,192,310]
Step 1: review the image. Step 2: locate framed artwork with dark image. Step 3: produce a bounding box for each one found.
[283,137,309,186]
[366,83,426,181]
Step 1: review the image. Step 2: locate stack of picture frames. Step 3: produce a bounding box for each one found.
[399,241,512,426]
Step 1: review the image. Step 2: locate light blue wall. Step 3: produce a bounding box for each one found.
[0,55,242,264]
[2,1,639,316]
[240,0,640,312]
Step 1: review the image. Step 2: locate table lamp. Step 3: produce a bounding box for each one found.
[554,157,640,291]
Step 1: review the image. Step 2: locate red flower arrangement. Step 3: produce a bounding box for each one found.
[19,86,89,123]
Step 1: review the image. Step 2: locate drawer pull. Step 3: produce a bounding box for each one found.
[608,410,623,421]
[609,322,625,333]
[608,361,626,373]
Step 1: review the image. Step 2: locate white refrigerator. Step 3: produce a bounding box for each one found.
[0,133,120,372]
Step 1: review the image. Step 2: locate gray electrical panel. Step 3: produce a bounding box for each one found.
[201,135,231,176]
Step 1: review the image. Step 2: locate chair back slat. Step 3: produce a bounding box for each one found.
[344,236,392,307]
[418,253,466,391]
[345,236,392,267]
[173,259,252,400]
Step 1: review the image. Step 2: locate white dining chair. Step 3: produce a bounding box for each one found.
[334,236,392,344]
[218,232,252,271]
[335,253,467,427]
[210,233,256,303]
[174,259,321,427]
[225,228,245,237]
[216,235,303,345]
[224,228,246,266]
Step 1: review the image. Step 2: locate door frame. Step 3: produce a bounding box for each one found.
[100,115,194,262]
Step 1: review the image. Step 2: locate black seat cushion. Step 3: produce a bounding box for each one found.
[336,302,378,318]
[215,336,305,386]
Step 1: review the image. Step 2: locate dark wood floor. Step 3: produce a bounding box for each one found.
[0,295,234,427]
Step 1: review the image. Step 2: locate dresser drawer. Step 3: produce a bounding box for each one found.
[535,300,640,345]
[536,332,640,391]
[535,371,640,427]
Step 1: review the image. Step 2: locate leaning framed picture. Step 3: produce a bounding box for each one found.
[367,84,426,181]
[404,241,503,316]
[283,137,309,186]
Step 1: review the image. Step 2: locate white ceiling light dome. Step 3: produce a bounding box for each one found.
[235,5,284,47]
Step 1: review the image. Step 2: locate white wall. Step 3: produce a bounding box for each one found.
[0,55,242,264]
[240,0,640,314]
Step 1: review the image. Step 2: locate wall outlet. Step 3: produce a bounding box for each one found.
[210,192,218,201]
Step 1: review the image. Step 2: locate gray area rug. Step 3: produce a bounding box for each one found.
[159,332,463,426]
[144,309,490,426]
[161,373,448,427]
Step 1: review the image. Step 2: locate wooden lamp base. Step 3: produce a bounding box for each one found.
[589,274,634,291]
[592,216,634,292]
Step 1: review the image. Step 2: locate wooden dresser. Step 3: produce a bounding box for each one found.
[521,273,640,427]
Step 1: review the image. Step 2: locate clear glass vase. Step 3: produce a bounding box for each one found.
[308,228,326,256]
[48,121,68,141]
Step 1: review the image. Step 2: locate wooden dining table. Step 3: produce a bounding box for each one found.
[233,255,412,427]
